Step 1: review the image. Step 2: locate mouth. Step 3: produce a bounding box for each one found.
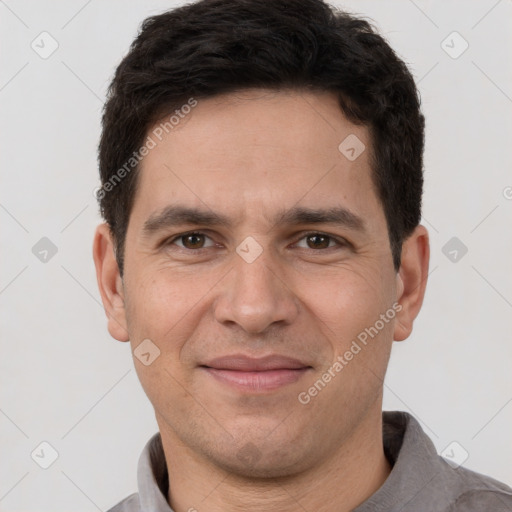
[199,354,312,392]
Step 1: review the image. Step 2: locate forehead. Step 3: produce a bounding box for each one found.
[130,89,383,230]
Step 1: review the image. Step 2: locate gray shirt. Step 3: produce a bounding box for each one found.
[107,411,512,511]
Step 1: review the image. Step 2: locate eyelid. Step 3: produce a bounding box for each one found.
[165,230,217,250]
[292,230,349,249]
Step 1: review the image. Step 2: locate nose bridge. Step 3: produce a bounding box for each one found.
[213,244,299,333]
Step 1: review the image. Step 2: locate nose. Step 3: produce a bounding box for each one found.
[213,248,299,334]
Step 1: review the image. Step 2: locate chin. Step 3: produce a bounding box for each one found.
[205,441,313,480]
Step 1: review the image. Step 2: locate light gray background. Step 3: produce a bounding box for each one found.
[1,0,511,510]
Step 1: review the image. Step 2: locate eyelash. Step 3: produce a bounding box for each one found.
[165,230,348,252]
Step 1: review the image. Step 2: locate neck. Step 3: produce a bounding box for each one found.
[158,406,391,512]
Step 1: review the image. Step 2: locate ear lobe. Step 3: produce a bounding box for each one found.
[393,225,430,342]
[92,223,130,342]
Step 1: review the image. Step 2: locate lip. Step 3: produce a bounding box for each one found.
[201,354,310,371]
[199,354,312,392]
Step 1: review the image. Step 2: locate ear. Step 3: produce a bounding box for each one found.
[394,225,430,342]
[92,223,130,342]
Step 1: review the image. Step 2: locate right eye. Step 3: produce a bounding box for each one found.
[168,231,216,250]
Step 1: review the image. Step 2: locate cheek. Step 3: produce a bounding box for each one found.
[123,269,212,409]
[124,267,218,349]
[299,263,392,342]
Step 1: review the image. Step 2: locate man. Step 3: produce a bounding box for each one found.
[92,0,512,510]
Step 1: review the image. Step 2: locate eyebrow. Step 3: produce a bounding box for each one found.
[277,206,365,232]
[142,206,232,236]
[142,205,366,237]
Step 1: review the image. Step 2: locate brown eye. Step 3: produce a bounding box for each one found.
[171,232,215,250]
[181,233,205,249]
[306,234,331,249]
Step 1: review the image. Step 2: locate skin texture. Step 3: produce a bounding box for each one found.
[93,89,430,512]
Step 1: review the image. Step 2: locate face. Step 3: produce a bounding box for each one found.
[94,89,428,478]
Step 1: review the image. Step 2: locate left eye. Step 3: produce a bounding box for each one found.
[295,233,341,250]
[172,232,215,250]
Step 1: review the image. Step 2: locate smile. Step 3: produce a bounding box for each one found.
[199,354,312,392]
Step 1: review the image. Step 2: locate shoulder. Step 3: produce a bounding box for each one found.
[378,412,512,512]
[106,492,140,512]
[446,465,512,511]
